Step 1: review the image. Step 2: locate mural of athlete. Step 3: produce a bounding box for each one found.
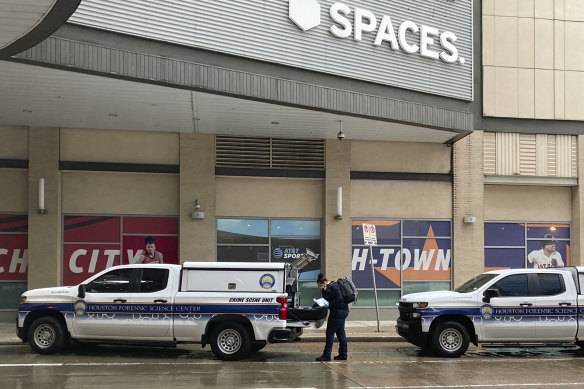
[136,236,164,264]
[528,234,564,269]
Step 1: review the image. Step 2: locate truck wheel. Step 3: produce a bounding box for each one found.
[251,342,267,353]
[432,321,469,358]
[210,322,251,361]
[28,317,67,354]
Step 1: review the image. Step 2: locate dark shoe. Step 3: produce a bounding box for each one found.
[316,355,331,362]
[334,355,347,360]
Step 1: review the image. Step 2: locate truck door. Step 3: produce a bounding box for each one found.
[532,272,577,341]
[72,268,135,338]
[127,267,174,340]
[479,273,536,341]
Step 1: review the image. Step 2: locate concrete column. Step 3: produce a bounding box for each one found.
[28,127,61,288]
[571,136,584,266]
[323,139,351,281]
[452,131,485,287]
[179,133,216,263]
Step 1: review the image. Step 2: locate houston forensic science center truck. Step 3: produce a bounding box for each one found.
[17,252,326,360]
[397,267,584,357]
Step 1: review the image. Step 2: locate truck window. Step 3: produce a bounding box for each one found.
[536,273,565,296]
[491,274,528,297]
[87,269,133,293]
[455,273,498,293]
[138,268,169,293]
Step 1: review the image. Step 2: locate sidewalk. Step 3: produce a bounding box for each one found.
[0,321,402,345]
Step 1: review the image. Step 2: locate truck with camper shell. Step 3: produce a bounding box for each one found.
[397,267,584,357]
[17,250,326,360]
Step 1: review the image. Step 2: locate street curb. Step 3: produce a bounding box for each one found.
[299,336,403,343]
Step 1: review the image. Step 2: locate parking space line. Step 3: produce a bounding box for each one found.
[349,383,584,389]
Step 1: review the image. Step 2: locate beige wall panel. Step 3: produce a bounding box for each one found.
[350,180,451,219]
[483,66,497,116]
[495,67,519,117]
[534,69,555,119]
[0,170,28,212]
[0,126,27,159]
[483,16,495,66]
[534,19,554,69]
[555,21,565,70]
[564,71,584,120]
[518,69,535,118]
[555,71,565,119]
[216,177,322,218]
[517,18,534,68]
[565,22,584,71]
[483,0,495,15]
[555,0,565,20]
[495,0,517,16]
[534,0,554,19]
[565,0,584,21]
[351,141,450,173]
[62,172,179,215]
[518,0,535,17]
[495,17,518,67]
[484,185,571,221]
[61,128,179,164]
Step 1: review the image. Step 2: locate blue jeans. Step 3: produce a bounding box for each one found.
[322,309,349,358]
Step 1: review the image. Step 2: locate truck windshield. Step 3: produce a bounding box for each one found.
[455,273,498,293]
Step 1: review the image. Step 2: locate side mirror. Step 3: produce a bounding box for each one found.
[78,284,86,299]
[482,288,499,303]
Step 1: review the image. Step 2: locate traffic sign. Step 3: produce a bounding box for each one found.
[362,223,377,245]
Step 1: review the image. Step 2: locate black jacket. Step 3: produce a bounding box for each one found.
[322,281,349,311]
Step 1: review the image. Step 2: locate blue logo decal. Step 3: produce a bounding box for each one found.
[260,274,276,289]
[74,300,87,316]
[481,304,494,320]
[272,248,283,259]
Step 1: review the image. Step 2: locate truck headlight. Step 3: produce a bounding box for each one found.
[412,302,428,308]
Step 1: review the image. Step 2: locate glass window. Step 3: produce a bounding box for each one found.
[271,220,320,236]
[455,274,498,293]
[138,268,169,293]
[492,274,529,297]
[87,268,133,293]
[537,273,564,296]
[217,245,270,262]
[217,219,268,244]
[271,237,321,280]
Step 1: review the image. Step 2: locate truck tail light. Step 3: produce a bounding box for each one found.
[276,296,287,320]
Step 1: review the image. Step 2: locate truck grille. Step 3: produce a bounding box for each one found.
[398,302,414,320]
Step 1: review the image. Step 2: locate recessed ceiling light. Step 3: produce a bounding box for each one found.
[22,109,32,113]
[108,113,118,117]
[271,121,279,125]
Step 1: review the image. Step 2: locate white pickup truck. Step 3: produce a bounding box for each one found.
[17,255,326,360]
[397,267,584,357]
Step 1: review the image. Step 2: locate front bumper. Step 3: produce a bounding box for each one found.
[268,327,303,343]
[396,317,428,348]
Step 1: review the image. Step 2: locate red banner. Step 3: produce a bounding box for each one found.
[0,214,28,281]
[63,215,178,285]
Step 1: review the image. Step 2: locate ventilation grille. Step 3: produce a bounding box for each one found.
[484,132,577,178]
[216,136,325,170]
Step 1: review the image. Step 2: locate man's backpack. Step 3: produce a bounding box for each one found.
[336,276,357,304]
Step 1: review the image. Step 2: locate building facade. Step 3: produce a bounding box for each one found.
[1,0,583,321]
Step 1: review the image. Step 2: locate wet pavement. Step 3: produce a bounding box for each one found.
[3,339,584,388]
[4,322,584,388]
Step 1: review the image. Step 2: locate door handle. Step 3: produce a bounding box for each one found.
[519,303,532,307]
[559,302,572,306]
[154,299,167,303]
[113,298,127,303]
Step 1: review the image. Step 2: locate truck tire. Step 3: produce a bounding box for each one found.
[210,322,251,361]
[251,342,267,353]
[432,321,469,358]
[28,316,67,354]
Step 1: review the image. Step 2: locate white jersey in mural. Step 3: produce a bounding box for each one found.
[527,249,564,268]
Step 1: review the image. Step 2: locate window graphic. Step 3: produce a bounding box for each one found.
[63,215,178,286]
[484,223,570,271]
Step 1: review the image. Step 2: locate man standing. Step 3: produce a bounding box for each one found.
[316,273,349,362]
[136,236,164,264]
[528,234,564,269]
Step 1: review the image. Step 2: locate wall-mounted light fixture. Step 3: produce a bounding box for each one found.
[337,120,346,141]
[463,216,476,224]
[38,178,47,214]
[334,186,342,220]
[191,199,204,219]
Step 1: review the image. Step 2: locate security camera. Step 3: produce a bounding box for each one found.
[337,129,346,141]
